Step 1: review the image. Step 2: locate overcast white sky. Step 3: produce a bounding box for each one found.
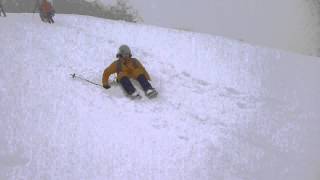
[101,0,320,56]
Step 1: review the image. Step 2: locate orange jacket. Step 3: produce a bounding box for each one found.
[102,58,151,86]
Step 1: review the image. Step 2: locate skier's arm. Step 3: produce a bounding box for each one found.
[136,60,151,80]
[102,62,117,87]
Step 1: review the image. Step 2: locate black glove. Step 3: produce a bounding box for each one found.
[103,84,111,89]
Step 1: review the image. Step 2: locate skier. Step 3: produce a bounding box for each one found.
[33,0,55,23]
[0,0,6,17]
[102,45,158,99]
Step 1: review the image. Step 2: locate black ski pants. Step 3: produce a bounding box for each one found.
[119,74,153,95]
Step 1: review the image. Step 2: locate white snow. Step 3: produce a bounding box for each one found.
[0,14,320,180]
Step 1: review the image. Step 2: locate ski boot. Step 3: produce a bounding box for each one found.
[145,88,158,99]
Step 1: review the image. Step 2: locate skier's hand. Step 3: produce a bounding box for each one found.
[103,84,111,89]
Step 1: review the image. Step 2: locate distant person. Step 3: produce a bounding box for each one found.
[0,0,6,17]
[102,45,158,99]
[33,0,55,23]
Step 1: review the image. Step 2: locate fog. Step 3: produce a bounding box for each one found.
[102,0,320,56]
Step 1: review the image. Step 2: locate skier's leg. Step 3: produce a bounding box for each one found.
[47,13,52,23]
[136,74,153,91]
[50,11,55,23]
[137,74,157,98]
[45,13,51,23]
[0,7,3,16]
[119,76,136,95]
[2,8,6,17]
[40,13,45,22]
[49,16,54,23]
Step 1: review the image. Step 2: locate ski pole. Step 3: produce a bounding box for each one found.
[70,73,103,87]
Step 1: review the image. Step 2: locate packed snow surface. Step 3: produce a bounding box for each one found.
[0,14,320,180]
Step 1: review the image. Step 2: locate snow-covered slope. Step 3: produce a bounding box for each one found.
[0,14,320,180]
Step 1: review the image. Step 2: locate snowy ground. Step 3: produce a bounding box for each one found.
[0,14,320,180]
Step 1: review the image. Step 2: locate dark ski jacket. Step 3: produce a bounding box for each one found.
[34,0,54,14]
[41,1,53,13]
